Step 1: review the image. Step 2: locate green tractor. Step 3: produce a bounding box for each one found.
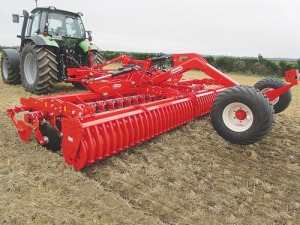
[1,6,103,94]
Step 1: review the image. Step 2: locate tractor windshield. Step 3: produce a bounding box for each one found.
[48,12,85,38]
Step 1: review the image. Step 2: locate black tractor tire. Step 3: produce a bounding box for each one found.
[20,42,58,94]
[254,78,292,114]
[1,52,21,84]
[72,50,103,89]
[211,85,275,145]
[82,50,103,67]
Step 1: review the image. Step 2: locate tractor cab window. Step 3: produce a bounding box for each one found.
[48,12,85,38]
[39,11,47,33]
[29,12,41,36]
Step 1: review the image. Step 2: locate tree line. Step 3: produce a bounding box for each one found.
[102,51,300,77]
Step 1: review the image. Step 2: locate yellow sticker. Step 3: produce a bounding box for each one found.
[64,106,66,112]
[45,102,47,107]
[147,88,149,92]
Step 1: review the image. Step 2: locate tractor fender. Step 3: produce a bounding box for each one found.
[78,40,98,53]
[21,35,59,52]
[2,49,20,73]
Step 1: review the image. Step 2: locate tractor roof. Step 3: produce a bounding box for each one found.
[31,6,83,17]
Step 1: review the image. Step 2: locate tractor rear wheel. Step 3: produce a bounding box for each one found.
[20,42,58,94]
[211,85,275,145]
[1,52,21,84]
[254,78,292,114]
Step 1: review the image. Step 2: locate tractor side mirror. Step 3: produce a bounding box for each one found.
[12,14,19,23]
[87,30,92,42]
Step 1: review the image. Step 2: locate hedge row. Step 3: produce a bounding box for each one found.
[204,54,300,77]
[101,51,300,77]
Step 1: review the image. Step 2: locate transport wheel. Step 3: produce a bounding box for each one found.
[1,52,21,84]
[211,85,275,145]
[20,42,58,94]
[39,122,62,152]
[254,78,292,114]
[72,51,103,89]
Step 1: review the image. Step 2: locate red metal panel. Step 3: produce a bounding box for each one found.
[101,123,111,157]
[94,125,104,161]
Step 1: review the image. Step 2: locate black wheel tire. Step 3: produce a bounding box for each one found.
[82,50,103,67]
[254,78,292,114]
[1,52,21,84]
[211,85,275,145]
[72,50,103,89]
[20,42,58,94]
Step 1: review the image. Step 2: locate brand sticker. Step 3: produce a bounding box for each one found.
[171,66,183,75]
[113,84,121,89]
[68,136,73,142]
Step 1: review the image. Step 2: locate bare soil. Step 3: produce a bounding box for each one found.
[0,65,300,224]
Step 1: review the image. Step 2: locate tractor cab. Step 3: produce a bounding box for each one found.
[14,6,92,49]
[31,7,86,39]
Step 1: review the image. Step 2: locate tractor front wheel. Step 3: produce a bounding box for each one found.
[1,52,21,84]
[82,50,103,67]
[254,78,292,114]
[211,85,275,145]
[20,42,58,94]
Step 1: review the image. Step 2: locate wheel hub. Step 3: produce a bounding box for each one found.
[24,53,37,84]
[235,109,247,120]
[223,102,253,132]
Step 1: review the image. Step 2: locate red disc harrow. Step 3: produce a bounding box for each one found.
[6,51,300,169]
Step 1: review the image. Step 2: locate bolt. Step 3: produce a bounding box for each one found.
[43,136,49,144]
[132,82,136,85]
[104,93,108,97]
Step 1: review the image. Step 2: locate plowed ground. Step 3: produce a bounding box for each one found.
[0,63,300,224]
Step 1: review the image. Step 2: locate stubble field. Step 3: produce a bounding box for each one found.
[0,62,300,224]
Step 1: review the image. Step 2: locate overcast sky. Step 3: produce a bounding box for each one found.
[1,0,299,58]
